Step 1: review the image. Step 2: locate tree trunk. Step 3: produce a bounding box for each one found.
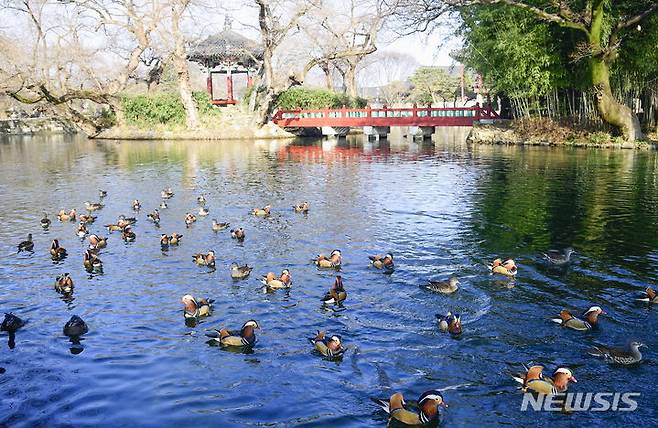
[108,97,126,127]
[345,64,358,98]
[589,2,642,141]
[590,58,642,141]
[320,62,333,91]
[171,5,199,129]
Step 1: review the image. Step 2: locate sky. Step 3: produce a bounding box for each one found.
[383,31,461,66]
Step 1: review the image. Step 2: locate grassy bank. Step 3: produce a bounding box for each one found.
[469,118,657,149]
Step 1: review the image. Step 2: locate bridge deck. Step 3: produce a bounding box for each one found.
[272,105,499,128]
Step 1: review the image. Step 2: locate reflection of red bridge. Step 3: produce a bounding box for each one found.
[272,104,499,133]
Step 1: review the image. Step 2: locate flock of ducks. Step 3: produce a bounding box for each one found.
[2,188,653,426]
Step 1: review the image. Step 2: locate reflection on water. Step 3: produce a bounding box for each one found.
[1,134,658,426]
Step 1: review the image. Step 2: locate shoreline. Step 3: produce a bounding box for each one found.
[467,121,657,150]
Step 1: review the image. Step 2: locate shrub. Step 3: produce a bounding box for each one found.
[122,93,186,126]
[276,87,368,109]
[192,91,215,115]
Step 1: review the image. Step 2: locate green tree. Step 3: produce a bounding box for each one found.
[409,67,459,104]
[410,0,658,141]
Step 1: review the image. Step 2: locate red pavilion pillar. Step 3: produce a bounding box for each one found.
[226,70,234,104]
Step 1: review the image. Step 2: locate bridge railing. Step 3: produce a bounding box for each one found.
[272,104,499,124]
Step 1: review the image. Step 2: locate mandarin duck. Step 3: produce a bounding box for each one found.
[132,199,141,211]
[122,225,136,242]
[206,320,259,348]
[293,202,309,213]
[372,390,447,426]
[83,249,102,272]
[551,306,605,331]
[50,239,67,261]
[212,220,230,232]
[309,331,345,358]
[321,276,347,305]
[84,201,103,211]
[181,295,214,319]
[193,250,216,268]
[488,258,517,276]
[637,287,658,304]
[314,250,342,269]
[230,228,245,242]
[170,233,182,246]
[147,209,160,225]
[369,253,394,271]
[436,312,462,336]
[252,205,271,217]
[78,214,96,225]
[161,188,174,199]
[55,273,74,294]
[88,234,107,250]
[185,213,197,227]
[76,223,88,238]
[261,269,292,290]
[511,365,577,394]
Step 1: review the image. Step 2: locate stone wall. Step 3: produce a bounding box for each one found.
[0,118,78,136]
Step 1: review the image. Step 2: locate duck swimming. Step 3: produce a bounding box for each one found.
[161,188,174,199]
[369,253,394,271]
[206,320,259,348]
[84,201,103,212]
[76,223,88,238]
[588,341,646,365]
[551,306,605,331]
[372,390,447,426]
[122,225,136,242]
[17,233,34,253]
[185,213,197,227]
[293,202,309,213]
[159,200,168,209]
[63,315,88,337]
[99,189,107,199]
[197,195,206,205]
[252,205,271,217]
[160,234,170,250]
[436,312,462,336]
[231,263,253,279]
[488,258,517,276]
[261,269,292,290]
[88,234,107,250]
[57,209,76,222]
[637,287,658,304]
[321,276,347,305]
[132,199,142,211]
[170,233,182,246]
[1,313,25,334]
[192,250,216,268]
[55,273,74,294]
[83,249,102,272]
[40,212,51,229]
[181,295,214,319]
[230,228,245,242]
[198,207,209,216]
[543,248,576,265]
[314,250,342,269]
[212,220,230,232]
[147,209,160,225]
[50,239,68,261]
[309,331,345,358]
[78,214,96,224]
[426,276,460,294]
[511,365,577,394]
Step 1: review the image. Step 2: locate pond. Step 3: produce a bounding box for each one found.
[1,134,657,427]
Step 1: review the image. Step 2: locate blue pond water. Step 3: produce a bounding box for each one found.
[1,135,657,427]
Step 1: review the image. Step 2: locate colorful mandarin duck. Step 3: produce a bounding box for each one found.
[84,201,103,211]
[309,331,345,358]
[55,273,74,294]
[252,205,271,217]
[292,202,309,213]
[488,258,517,276]
[198,207,209,216]
[78,214,96,224]
[372,390,447,426]
[230,228,245,242]
[206,320,260,348]
[181,295,213,319]
[637,287,658,304]
[551,306,605,331]
[132,199,142,211]
[185,213,197,227]
[122,225,136,242]
[57,209,76,222]
[192,250,216,268]
[76,223,88,238]
[369,253,394,271]
[170,233,182,245]
[511,365,577,394]
[436,312,462,336]
[83,249,102,272]
[147,209,160,225]
[314,250,342,269]
[261,269,292,290]
[321,276,347,305]
[50,239,67,261]
[88,234,107,250]
[161,188,174,199]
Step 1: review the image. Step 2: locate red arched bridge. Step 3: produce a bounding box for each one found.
[272,104,499,130]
